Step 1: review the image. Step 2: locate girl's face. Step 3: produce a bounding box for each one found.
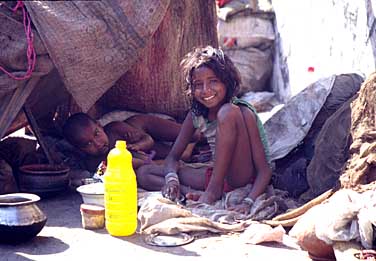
[191,66,227,115]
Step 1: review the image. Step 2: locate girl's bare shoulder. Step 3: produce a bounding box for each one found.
[239,104,257,121]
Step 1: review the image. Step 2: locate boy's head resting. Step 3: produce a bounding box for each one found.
[180,45,241,116]
[63,113,110,156]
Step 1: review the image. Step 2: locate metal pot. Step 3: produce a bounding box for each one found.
[0,193,47,244]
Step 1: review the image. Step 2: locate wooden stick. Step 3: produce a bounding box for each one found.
[23,105,54,164]
[272,189,334,221]
[263,216,301,227]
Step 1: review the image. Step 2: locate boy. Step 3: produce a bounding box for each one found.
[63,113,199,172]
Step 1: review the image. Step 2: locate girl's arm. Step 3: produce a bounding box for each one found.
[164,112,196,172]
[162,112,196,201]
[107,121,154,152]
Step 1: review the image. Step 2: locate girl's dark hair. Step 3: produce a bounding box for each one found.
[180,45,241,117]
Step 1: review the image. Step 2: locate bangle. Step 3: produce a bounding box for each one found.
[165,172,179,184]
[242,197,254,206]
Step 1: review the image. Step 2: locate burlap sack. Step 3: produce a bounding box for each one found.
[340,71,376,189]
[24,1,170,112]
[225,44,274,94]
[96,1,218,119]
[0,7,53,99]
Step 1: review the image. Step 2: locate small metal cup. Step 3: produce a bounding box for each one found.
[81,178,99,185]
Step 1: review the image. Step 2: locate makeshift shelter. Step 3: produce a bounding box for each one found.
[0,0,218,140]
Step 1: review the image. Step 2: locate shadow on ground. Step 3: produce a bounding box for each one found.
[0,236,69,260]
[37,187,82,228]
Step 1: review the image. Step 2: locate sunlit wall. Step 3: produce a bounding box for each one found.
[272,0,376,102]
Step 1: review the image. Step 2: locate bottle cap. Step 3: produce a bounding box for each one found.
[115,140,126,149]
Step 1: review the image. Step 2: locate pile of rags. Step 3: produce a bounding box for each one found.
[138,184,298,235]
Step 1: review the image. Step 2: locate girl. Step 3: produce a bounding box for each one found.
[136,46,271,213]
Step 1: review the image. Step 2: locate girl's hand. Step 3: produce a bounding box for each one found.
[228,203,251,215]
[162,180,180,202]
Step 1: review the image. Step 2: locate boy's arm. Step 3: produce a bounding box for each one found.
[126,132,154,152]
[108,121,154,152]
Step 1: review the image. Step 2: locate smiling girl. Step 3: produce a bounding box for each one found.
[137,46,271,213]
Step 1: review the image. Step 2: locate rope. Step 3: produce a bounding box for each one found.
[0,1,36,80]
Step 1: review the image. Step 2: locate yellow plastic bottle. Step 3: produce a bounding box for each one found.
[104,140,137,236]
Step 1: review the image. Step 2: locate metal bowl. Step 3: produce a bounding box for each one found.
[18,164,70,198]
[76,183,104,206]
[0,193,47,244]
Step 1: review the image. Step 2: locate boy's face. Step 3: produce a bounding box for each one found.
[74,122,109,157]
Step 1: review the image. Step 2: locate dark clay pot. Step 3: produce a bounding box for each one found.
[0,193,47,244]
[18,164,70,198]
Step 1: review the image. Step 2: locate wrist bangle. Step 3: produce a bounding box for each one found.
[242,197,254,206]
[165,172,179,184]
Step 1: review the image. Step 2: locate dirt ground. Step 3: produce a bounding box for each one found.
[0,187,313,261]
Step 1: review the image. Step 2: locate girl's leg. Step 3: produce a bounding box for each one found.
[178,165,207,194]
[224,105,257,187]
[208,104,254,195]
[136,163,207,194]
[136,164,165,191]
